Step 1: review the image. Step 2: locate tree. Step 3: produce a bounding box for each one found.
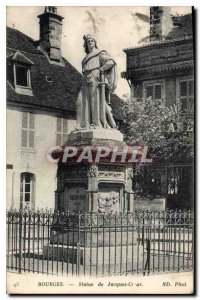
[121,98,194,164]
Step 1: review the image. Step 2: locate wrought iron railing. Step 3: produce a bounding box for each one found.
[133,164,194,210]
[6,210,194,277]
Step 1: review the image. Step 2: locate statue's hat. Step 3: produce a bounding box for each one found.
[83,34,96,41]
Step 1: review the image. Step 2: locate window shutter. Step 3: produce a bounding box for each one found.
[189,80,194,96]
[22,130,27,147]
[179,80,194,112]
[22,112,28,128]
[29,131,34,148]
[63,133,68,143]
[180,81,187,97]
[63,119,68,133]
[56,133,61,146]
[29,113,35,129]
[56,118,68,145]
[22,112,35,149]
[155,84,162,100]
[57,118,61,132]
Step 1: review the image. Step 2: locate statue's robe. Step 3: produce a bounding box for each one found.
[76,49,118,129]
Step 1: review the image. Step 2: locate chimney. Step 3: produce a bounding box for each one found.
[37,6,64,62]
[150,6,173,42]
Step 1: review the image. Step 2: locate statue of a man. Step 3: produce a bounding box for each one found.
[76,34,118,130]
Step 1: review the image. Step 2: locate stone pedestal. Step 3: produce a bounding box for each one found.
[55,128,134,213]
[67,128,124,144]
[43,244,143,266]
[50,128,136,269]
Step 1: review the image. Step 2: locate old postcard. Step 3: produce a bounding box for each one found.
[6,5,194,294]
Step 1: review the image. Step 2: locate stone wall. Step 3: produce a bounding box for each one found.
[6,108,76,210]
[134,198,166,211]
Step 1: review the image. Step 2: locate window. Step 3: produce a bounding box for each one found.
[179,79,194,112]
[20,173,35,210]
[11,52,34,96]
[143,81,164,104]
[56,118,68,145]
[21,112,35,149]
[14,64,31,88]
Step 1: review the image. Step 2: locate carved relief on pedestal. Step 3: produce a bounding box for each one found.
[97,192,119,214]
[98,172,124,180]
[127,165,133,180]
[98,165,125,173]
[97,164,125,181]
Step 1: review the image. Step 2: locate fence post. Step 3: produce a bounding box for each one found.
[76,211,81,276]
[18,212,22,274]
[143,239,151,276]
[142,217,145,245]
[76,242,81,276]
[147,239,151,275]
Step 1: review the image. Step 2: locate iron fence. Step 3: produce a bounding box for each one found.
[6,210,194,277]
[133,164,194,210]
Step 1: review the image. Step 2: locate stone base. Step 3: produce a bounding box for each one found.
[43,244,143,265]
[65,128,124,146]
[50,230,138,247]
[56,127,134,213]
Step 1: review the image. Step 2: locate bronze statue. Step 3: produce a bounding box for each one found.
[75,34,118,130]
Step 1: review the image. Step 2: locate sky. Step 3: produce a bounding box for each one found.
[6,6,192,99]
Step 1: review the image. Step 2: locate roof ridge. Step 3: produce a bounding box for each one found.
[7,26,36,43]
[171,13,192,17]
[7,27,43,55]
[129,59,194,71]
[123,35,193,52]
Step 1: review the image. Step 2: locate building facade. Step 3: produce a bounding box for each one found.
[6,7,81,210]
[6,7,124,211]
[122,7,194,112]
[122,7,194,210]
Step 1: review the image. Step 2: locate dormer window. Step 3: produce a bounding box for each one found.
[15,64,31,88]
[11,51,34,96]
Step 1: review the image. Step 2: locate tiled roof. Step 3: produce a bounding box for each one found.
[7,26,124,120]
[122,60,194,79]
[7,27,82,114]
[167,14,193,40]
[124,36,192,52]
[7,27,41,54]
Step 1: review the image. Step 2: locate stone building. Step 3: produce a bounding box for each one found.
[122,7,194,111]
[122,7,194,210]
[6,6,123,210]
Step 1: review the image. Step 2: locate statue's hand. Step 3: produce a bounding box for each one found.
[83,67,99,75]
